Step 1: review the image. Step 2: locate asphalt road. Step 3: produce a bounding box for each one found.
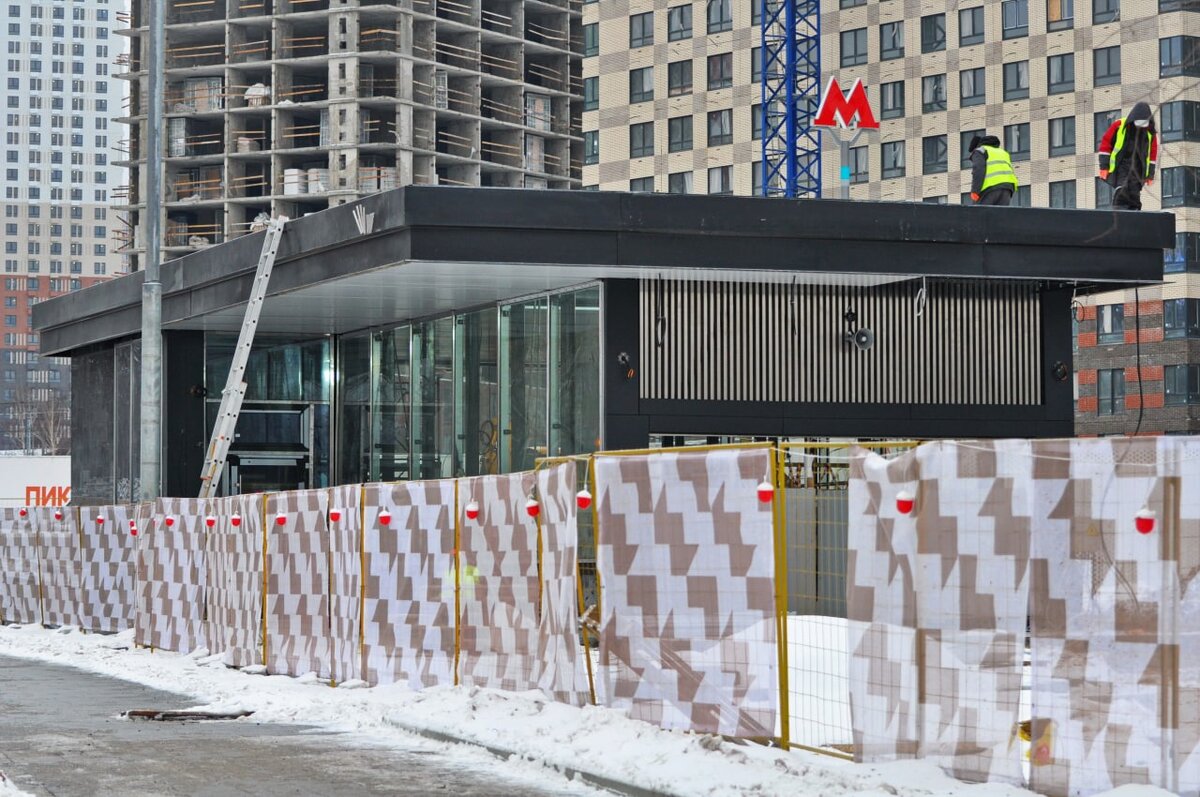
[0,655,599,797]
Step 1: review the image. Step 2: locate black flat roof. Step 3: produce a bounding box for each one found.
[35,186,1173,355]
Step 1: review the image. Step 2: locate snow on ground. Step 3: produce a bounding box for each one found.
[0,624,1163,797]
[0,772,31,796]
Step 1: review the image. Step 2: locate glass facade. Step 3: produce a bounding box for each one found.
[323,284,601,486]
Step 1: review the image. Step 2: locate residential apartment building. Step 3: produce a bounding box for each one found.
[582,0,1200,434]
[1,0,124,450]
[118,0,581,271]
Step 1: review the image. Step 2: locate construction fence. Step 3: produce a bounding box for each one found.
[1,441,1198,796]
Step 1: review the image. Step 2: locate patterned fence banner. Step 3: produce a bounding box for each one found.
[0,507,40,625]
[265,489,332,678]
[457,470,541,692]
[205,494,263,668]
[135,497,207,653]
[595,447,778,738]
[917,442,1031,784]
[1175,438,1200,796]
[535,462,591,706]
[78,504,141,633]
[1028,437,1172,796]
[362,480,455,688]
[328,483,362,684]
[33,507,82,628]
[847,447,921,759]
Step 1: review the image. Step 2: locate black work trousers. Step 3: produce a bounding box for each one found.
[976,187,1013,206]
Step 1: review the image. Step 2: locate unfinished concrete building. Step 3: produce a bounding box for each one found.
[116,0,582,269]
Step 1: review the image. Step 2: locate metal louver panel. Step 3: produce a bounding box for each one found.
[639,279,1042,405]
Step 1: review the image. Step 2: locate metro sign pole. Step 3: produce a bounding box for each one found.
[813,77,880,200]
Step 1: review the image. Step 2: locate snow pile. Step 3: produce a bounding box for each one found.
[0,772,31,796]
[0,624,1162,797]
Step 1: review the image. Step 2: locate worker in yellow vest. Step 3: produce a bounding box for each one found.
[967,134,1018,206]
[1098,101,1157,211]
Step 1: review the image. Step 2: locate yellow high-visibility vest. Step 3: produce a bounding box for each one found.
[979,146,1018,192]
[1109,119,1155,177]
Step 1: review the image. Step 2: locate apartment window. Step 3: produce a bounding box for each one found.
[1162,101,1200,142]
[848,146,868,184]
[583,24,598,57]
[751,104,762,140]
[1161,166,1200,208]
[1005,123,1030,161]
[668,61,693,96]
[1049,180,1077,208]
[1165,232,1200,273]
[630,177,654,193]
[880,80,904,120]
[880,22,904,60]
[1094,109,1120,149]
[923,196,948,205]
[630,12,654,48]
[751,47,762,84]
[960,68,985,107]
[1002,0,1028,38]
[921,14,945,53]
[961,128,984,167]
[921,74,946,112]
[629,122,654,158]
[1164,299,1200,338]
[881,141,905,178]
[1010,185,1031,206]
[707,165,732,195]
[1165,365,1200,405]
[669,115,693,152]
[842,28,867,67]
[583,77,598,111]
[583,131,598,165]
[708,109,733,146]
[707,53,733,89]
[1003,61,1029,100]
[1098,304,1124,344]
[922,134,948,174]
[840,0,866,6]
[1049,116,1076,156]
[1047,0,1073,30]
[630,67,654,103]
[1097,368,1125,415]
[1048,54,1074,94]
[1094,0,1119,23]
[668,5,692,40]
[1161,37,1200,77]
[707,0,731,33]
[668,171,692,194]
[1094,46,1121,86]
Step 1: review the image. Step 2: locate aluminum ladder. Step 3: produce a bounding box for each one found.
[197,217,287,499]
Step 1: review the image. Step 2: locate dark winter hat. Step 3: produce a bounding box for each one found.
[968,134,984,153]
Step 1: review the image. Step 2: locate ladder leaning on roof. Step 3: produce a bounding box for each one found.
[197,217,287,500]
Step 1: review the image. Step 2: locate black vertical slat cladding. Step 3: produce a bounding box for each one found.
[639,278,1042,406]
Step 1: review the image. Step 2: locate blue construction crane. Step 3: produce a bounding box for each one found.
[760,0,821,198]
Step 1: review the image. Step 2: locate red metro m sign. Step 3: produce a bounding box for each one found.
[813,77,879,130]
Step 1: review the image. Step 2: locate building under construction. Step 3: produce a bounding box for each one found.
[117,0,582,270]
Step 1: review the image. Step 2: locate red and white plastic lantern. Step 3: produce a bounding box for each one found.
[130,525,138,536]
[1135,507,1156,535]
[53,509,63,521]
[378,509,392,527]
[329,508,342,524]
[464,501,480,521]
[164,515,176,528]
[18,507,26,518]
[576,489,593,510]
[231,514,242,528]
[205,515,216,528]
[275,513,287,526]
[95,515,104,525]
[756,480,775,503]
[896,490,916,515]
[525,498,540,518]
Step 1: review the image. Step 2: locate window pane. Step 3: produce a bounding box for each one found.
[500,298,548,472]
[880,21,903,60]
[921,14,945,53]
[959,7,984,45]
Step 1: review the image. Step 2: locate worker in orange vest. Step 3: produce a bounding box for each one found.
[1098,102,1157,211]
